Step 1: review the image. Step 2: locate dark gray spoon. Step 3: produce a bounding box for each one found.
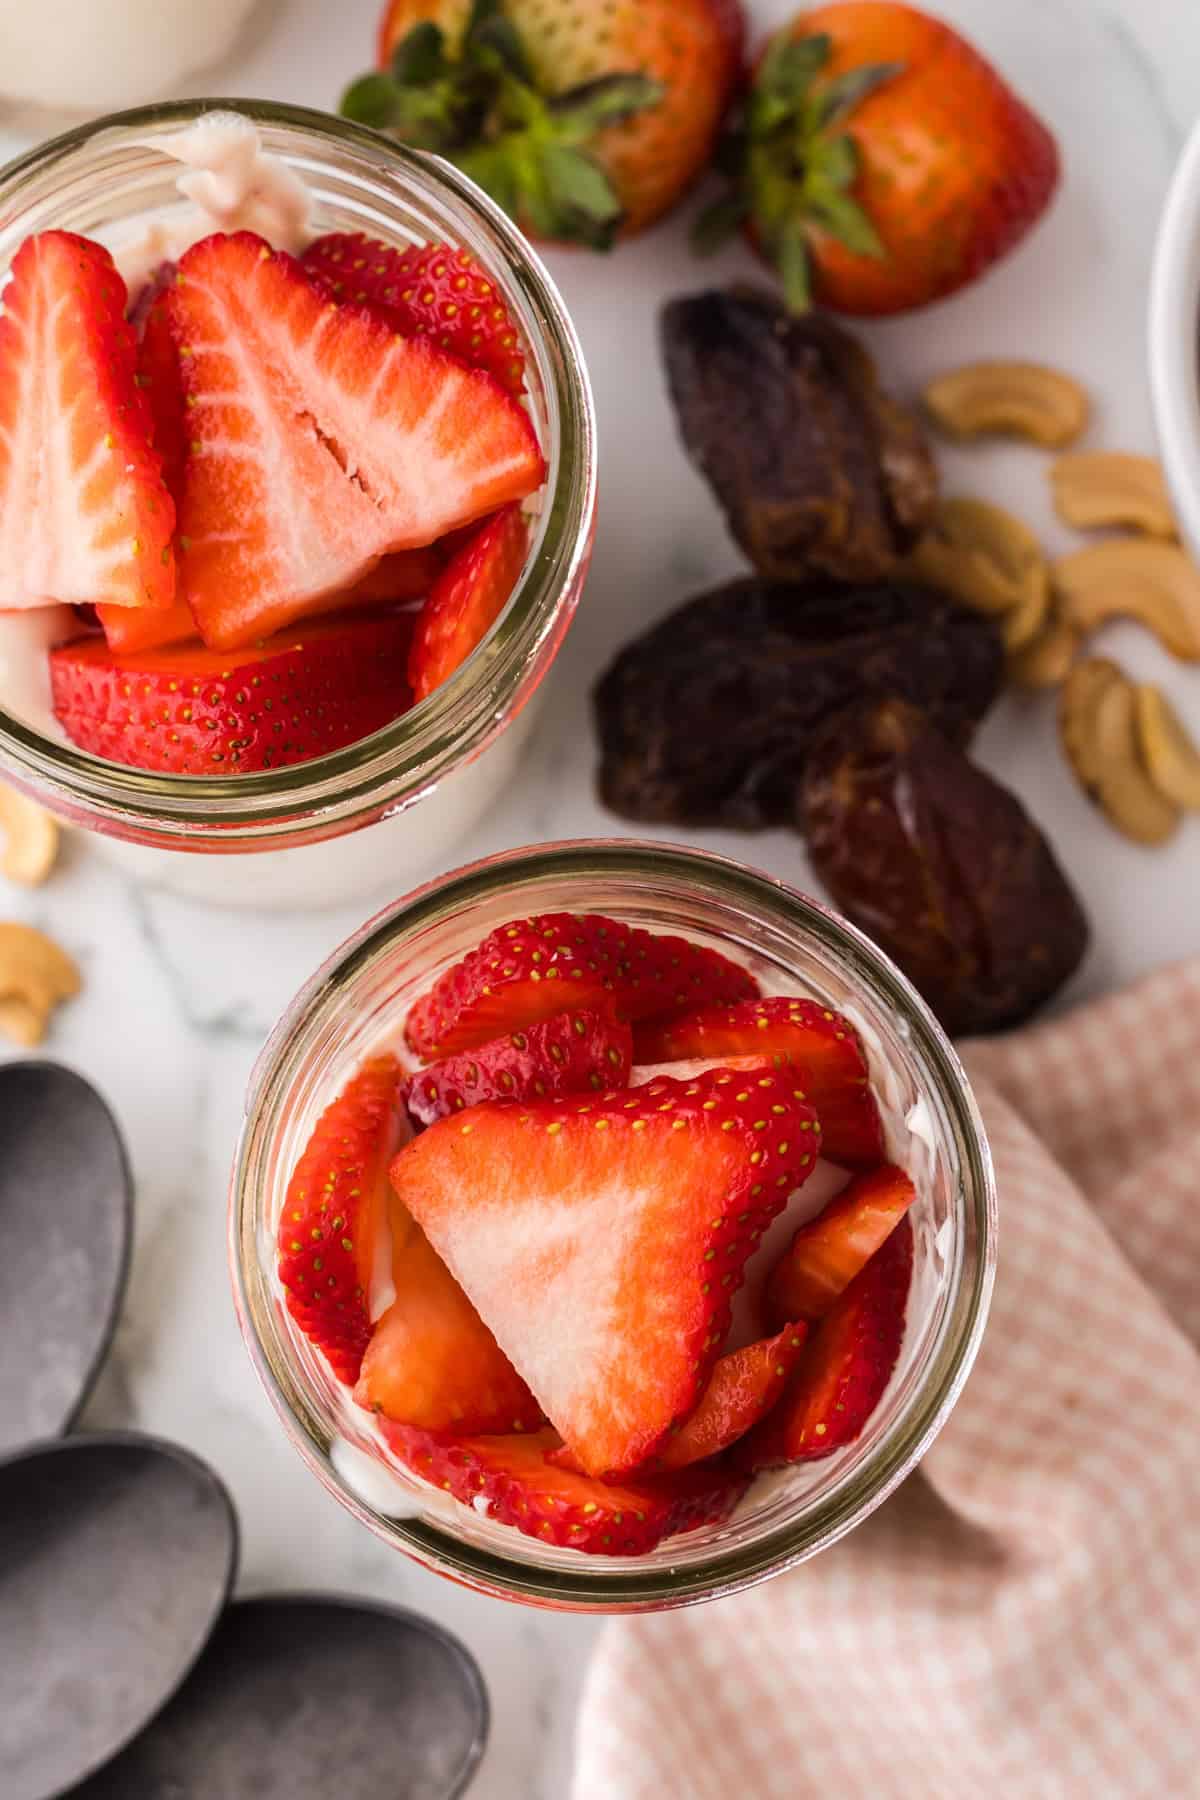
[0,1432,238,1800]
[0,1061,132,1453]
[71,1593,489,1800]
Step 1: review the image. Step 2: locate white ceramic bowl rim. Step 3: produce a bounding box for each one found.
[1149,116,1200,550]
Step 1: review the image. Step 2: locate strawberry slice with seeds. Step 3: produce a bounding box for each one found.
[302,233,526,395]
[405,1007,632,1129]
[356,1198,540,1434]
[277,1055,402,1384]
[634,996,885,1167]
[655,1321,810,1469]
[737,1214,913,1469]
[408,503,530,702]
[165,231,544,650]
[0,230,175,611]
[51,610,414,775]
[97,597,198,655]
[390,1067,821,1476]
[552,1317,810,1473]
[405,911,760,1059]
[377,1422,747,1556]
[765,1162,916,1327]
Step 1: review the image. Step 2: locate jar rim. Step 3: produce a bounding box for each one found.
[0,99,595,847]
[231,838,997,1611]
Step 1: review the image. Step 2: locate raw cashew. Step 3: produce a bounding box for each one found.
[1059,659,1180,845]
[1133,685,1200,811]
[0,781,59,885]
[906,496,1048,629]
[1050,452,1176,538]
[922,361,1089,448]
[0,923,80,1044]
[1051,539,1200,660]
[1009,614,1079,689]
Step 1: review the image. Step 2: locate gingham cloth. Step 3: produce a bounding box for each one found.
[572,960,1200,1800]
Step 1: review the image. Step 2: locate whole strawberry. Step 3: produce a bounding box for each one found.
[696,0,1058,314]
[342,0,744,246]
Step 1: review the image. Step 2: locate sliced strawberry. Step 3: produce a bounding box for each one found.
[551,1317,810,1474]
[165,231,545,650]
[136,289,188,501]
[277,1055,401,1384]
[0,230,175,611]
[405,911,760,1059]
[96,598,198,655]
[50,609,414,774]
[738,1214,913,1470]
[631,1053,779,1085]
[408,503,530,702]
[633,997,884,1167]
[377,1422,747,1556]
[390,1067,821,1476]
[404,1007,632,1129]
[301,234,526,395]
[654,1321,810,1469]
[356,1198,540,1434]
[765,1163,916,1327]
[341,546,444,606]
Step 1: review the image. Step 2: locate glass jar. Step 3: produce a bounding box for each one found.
[0,100,595,909]
[231,839,996,1613]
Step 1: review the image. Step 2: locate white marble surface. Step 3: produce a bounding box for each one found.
[1,2,1198,1795]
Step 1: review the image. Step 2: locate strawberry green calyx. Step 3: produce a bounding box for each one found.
[692,31,901,310]
[341,0,663,248]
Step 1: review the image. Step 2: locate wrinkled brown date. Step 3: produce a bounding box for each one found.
[661,287,937,583]
[800,701,1089,1036]
[594,578,1004,828]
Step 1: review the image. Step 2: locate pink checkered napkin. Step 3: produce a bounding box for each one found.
[573,960,1200,1800]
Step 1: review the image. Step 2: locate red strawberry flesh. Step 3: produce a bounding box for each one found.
[50,610,415,775]
[404,1007,633,1128]
[654,1320,810,1469]
[766,1162,915,1326]
[165,231,544,650]
[408,502,530,702]
[277,1054,401,1385]
[0,230,175,611]
[355,1197,541,1434]
[389,1067,821,1476]
[301,233,526,396]
[376,1421,747,1556]
[405,911,760,1059]
[738,1213,913,1469]
[633,996,885,1167]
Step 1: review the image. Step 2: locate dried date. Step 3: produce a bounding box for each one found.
[594,578,1004,829]
[799,701,1089,1036]
[661,287,937,583]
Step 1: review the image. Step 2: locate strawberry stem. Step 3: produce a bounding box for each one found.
[340,9,664,248]
[692,28,903,310]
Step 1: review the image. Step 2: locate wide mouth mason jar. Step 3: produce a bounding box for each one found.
[0,100,596,909]
[231,839,996,1613]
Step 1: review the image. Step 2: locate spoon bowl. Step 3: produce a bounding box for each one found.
[0,1061,132,1453]
[73,1593,489,1799]
[0,1432,238,1800]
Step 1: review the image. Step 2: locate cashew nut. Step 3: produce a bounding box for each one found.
[0,923,80,1044]
[906,495,1049,628]
[922,361,1090,448]
[1008,612,1080,689]
[1059,659,1180,845]
[1133,684,1200,811]
[0,781,60,886]
[1050,452,1176,539]
[1051,539,1200,660]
